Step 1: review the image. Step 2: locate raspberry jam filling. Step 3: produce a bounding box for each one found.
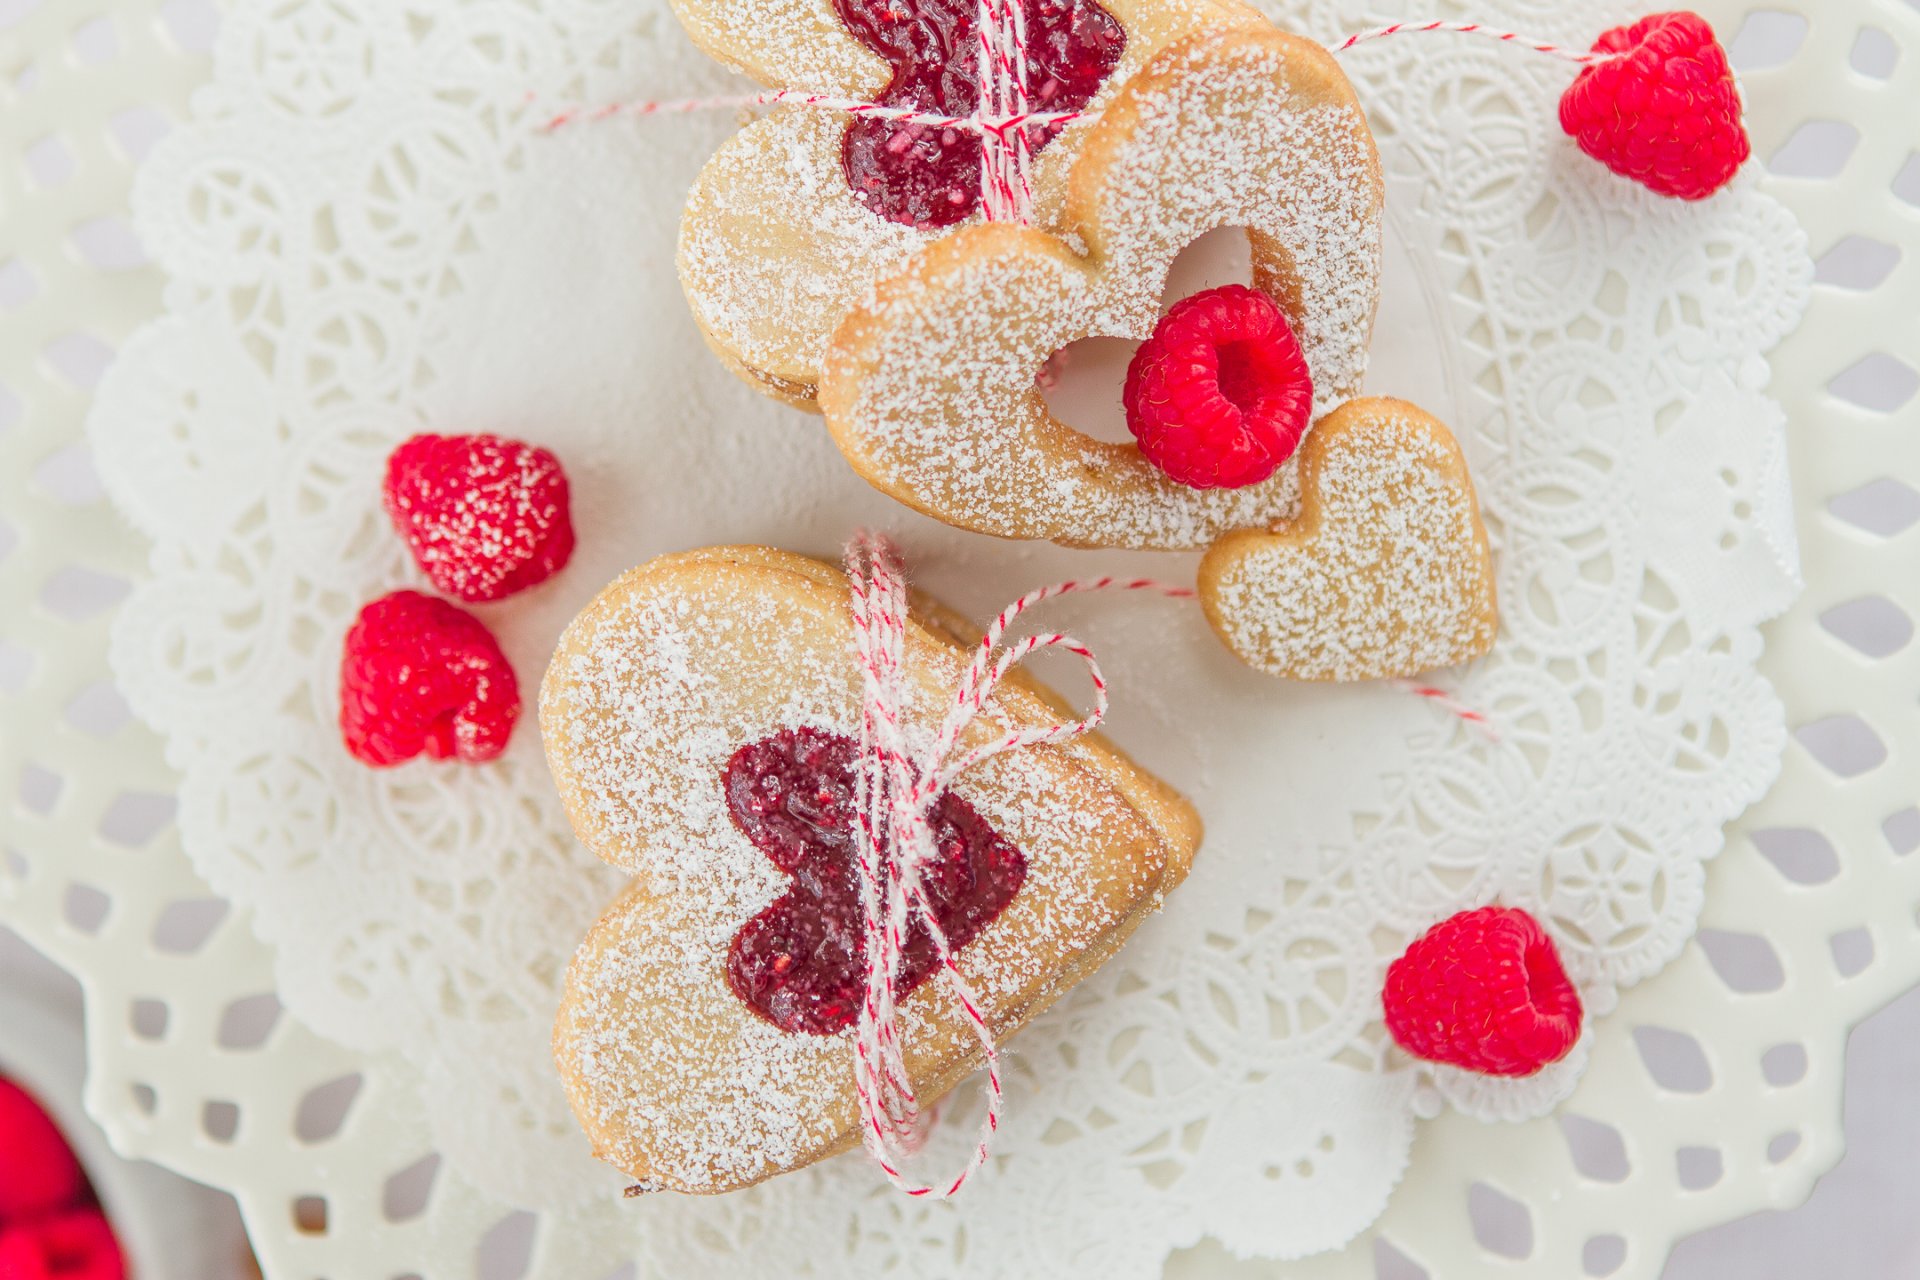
[722,727,1028,1035]
[834,0,1126,228]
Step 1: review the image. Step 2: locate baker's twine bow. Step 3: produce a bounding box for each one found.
[842,530,1193,1195]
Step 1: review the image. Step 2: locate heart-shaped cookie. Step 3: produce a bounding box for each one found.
[675,0,1251,406]
[819,25,1384,549]
[541,546,1200,1192]
[1198,398,1498,682]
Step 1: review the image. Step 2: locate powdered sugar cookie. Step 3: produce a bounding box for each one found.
[820,25,1384,548]
[542,546,1199,1192]
[675,0,1260,407]
[1198,398,1497,682]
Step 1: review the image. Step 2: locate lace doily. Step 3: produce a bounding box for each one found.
[79,0,1810,1268]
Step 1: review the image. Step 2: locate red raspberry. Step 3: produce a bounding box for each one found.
[0,1210,124,1280]
[383,433,575,604]
[340,591,520,768]
[1122,284,1314,490]
[1383,906,1583,1077]
[0,1080,86,1225]
[1560,11,1750,202]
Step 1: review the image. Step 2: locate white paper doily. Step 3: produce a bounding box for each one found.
[1,0,1915,1277]
[93,0,1810,1243]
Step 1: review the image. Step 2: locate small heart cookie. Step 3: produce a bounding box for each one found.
[542,546,1200,1192]
[1198,398,1497,682]
[820,26,1384,549]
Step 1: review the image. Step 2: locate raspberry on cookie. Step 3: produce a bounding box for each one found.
[821,25,1385,549]
[1123,284,1315,491]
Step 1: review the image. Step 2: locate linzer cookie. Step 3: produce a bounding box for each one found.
[820,25,1384,549]
[674,0,1260,406]
[542,546,1199,1192]
[1198,398,1498,681]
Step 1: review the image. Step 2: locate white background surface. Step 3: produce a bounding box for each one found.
[0,2,1914,1277]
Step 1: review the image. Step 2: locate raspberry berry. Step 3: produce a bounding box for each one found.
[0,1080,86,1225]
[0,1210,124,1280]
[340,591,520,768]
[383,433,575,604]
[1560,11,1750,202]
[1123,285,1314,490]
[1383,906,1582,1077]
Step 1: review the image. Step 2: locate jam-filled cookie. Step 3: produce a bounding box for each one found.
[542,546,1200,1192]
[674,0,1264,406]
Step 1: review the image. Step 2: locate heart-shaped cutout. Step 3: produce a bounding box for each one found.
[542,546,1199,1191]
[723,726,1028,1035]
[1198,398,1498,681]
[820,26,1384,549]
[837,0,1126,228]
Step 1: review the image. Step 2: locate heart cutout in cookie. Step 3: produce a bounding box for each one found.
[821,26,1385,549]
[1198,398,1498,682]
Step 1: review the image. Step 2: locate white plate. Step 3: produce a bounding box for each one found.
[0,1,1915,1277]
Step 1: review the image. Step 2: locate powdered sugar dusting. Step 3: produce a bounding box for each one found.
[1204,403,1497,681]
[1095,42,1382,411]
[671,0,891,93]
[681,111,928,396]
[384,433,574,603]
[541,552,1186,1190]
[825,32,1383,549]
[675,0,1240,396]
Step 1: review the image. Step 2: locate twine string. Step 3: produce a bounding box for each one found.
[1390,678,1500,740]
[537,18,1615,140]
[620,540,1495,1204]
[1328,20,1613,64]
[536,88,1086,134]
[843,531,1193,1195]
[973,0,1038,222]
[841,533,1500,1196]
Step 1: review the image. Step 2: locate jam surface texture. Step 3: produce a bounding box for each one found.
[722,727,1029,1035]
[834,0,1126,227]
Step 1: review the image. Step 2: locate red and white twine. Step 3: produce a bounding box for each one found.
[974,0,1037,222]
[1390,678,1499,739]
[836,534,1493,1195]
[538,18,1617,196]
[537,88,1083,137]
[842,531,1192,1194]
[1327,20,1611,64]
